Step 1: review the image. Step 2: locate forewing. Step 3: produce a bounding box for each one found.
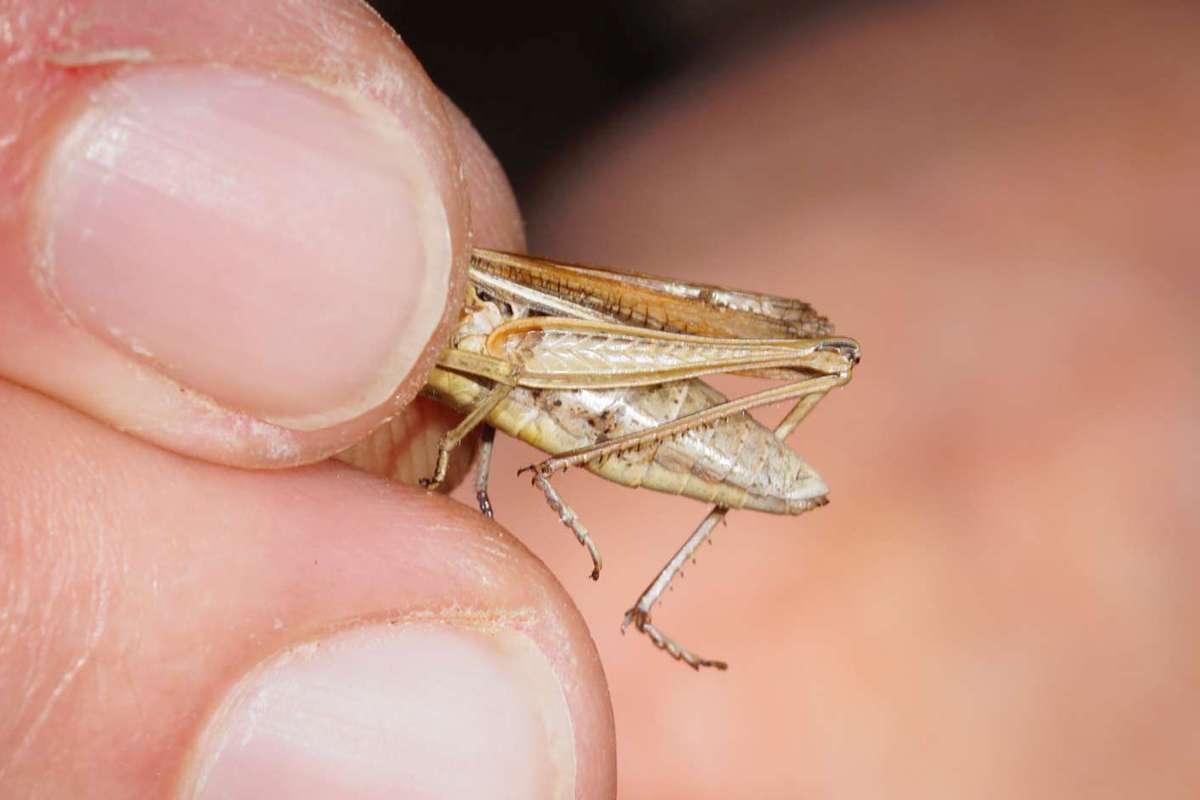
[470,249,834,339]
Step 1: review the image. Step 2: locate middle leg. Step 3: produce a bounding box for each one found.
[474,424,496,518]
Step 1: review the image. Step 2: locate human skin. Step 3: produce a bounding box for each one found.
[484,1,1199,797]
[4,1,1199,799]
[0,2,614,798]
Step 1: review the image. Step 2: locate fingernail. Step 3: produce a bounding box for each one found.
[182,623,576,800]
[38,66,451,430]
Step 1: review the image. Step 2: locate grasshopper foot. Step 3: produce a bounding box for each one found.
[622,607,727,671]
[476,488,494,518]
[420,445,453,492]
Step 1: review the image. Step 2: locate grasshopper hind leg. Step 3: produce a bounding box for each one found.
[625,387,837,669]
[624,506,730,670]
[623,607,728,671]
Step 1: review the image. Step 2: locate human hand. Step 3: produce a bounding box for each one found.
[0,2,614,797]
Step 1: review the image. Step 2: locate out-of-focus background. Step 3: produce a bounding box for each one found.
[381,2,1199,797]
[379,0,867,196]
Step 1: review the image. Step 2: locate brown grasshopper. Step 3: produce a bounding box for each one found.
[420,249,860,669]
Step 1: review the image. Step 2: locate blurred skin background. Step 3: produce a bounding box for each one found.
[2,0,1196,797]
[401,0,1199,796]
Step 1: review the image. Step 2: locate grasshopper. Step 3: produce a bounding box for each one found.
[420,249,860,669]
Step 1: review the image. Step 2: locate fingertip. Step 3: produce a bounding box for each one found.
[37,65,453,430]
[441,96,526,251]
[0,0,525,469]
[182,623,577,800]
[0,381,616,797]
[334,93,526,487]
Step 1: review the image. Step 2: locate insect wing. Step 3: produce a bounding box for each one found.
[485,316,858,388]
[471,249,834,340]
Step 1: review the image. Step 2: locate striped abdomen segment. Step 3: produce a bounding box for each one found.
[488,378,828,514]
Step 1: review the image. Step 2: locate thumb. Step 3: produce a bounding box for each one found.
[0,380,613,798]
[0,0,518,467]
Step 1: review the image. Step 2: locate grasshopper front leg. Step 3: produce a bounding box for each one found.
[420,382,514,492]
